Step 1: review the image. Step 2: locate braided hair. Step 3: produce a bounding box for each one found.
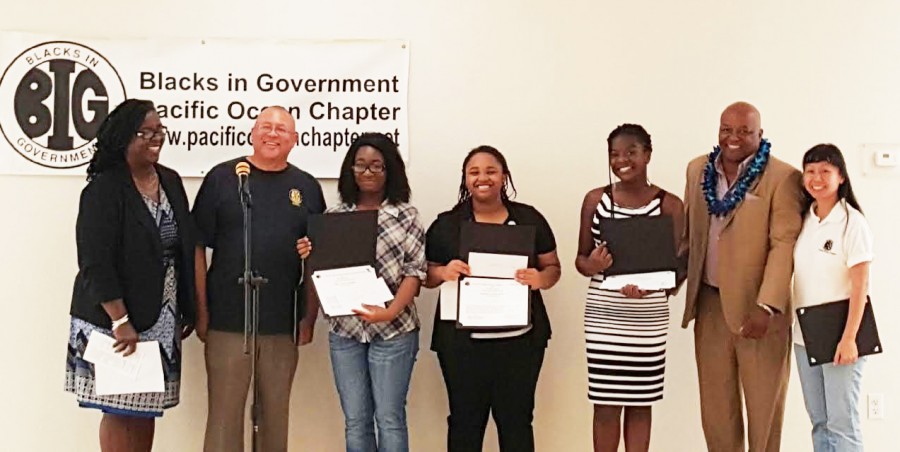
[85,99,155,181]
[456,145,517,205]
[606,123,652,152]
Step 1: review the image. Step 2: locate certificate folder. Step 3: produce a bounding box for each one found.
[796,298,882,366]
[597,216,676,276]
[455,276,532,329]
[459,222,535,263]
[307,210,377,272]
[452,222,535,329]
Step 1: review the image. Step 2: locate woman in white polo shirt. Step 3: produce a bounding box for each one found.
[793,143,873,452]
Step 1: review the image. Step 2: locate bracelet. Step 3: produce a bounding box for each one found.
[757,303,775,316]
[111,314,130,331]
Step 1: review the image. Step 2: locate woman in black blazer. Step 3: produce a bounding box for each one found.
[65,99,195,452]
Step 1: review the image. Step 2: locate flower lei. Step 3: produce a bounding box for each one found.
[702,139,771,217]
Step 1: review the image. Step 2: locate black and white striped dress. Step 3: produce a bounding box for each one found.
[585,188,669,406]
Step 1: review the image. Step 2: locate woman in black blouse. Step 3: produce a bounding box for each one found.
[65,99,195,452]
[424,145,561,452]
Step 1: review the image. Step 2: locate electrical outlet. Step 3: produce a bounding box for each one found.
[868,393,884,419]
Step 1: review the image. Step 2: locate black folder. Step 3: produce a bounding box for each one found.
[597,216,676,276]
[455,222,535,329]
[459,222,535,263]
[796,298,883,366]
[307,210,378,272]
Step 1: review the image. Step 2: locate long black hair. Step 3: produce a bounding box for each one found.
[456,145,517,205]
[801,143,862,217]
[85,99,156,181]
[337,132,411,205]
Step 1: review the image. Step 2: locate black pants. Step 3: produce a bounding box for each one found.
[437,336,546,452]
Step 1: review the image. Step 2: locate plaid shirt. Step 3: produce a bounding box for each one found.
[326,201,427,342]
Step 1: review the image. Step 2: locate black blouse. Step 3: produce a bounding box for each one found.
[425,200,557,352]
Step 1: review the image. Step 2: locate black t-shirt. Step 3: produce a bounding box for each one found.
[193,157,325,335]
[425,200,557,352]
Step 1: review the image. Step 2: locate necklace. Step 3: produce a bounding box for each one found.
[702,139,770,217]
[133,170,159,199]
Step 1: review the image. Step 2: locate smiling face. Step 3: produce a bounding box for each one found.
[464,151,506,203]
[718,103,763,165]
[125,110,164,170]
[353,145,387,197]
[609,134,651,183]
[803,161,844,205]
[251,107,298,164]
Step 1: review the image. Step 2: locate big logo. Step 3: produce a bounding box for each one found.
[0,41,126,169]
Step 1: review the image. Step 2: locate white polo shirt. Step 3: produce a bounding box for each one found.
[792,201,873,345]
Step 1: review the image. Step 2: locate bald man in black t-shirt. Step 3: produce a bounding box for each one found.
[193,107,325,452]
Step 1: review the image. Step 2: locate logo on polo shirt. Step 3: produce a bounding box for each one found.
[819,239,836,255]
[0,41,126,169]
[289,188,302,206]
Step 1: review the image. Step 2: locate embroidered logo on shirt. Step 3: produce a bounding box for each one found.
[289,189,302,207]
[819,239,836,255]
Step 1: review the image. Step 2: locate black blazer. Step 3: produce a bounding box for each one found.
[69,164,196,332]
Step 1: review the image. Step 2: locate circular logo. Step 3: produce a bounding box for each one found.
[0,41,126,169]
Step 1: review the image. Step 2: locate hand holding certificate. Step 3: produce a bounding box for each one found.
[596,216,677,291]
[313,266,393,317]
[82,330,164,396]
[446,222,535,329]
[307,211,392,317]
[457,277,530,328]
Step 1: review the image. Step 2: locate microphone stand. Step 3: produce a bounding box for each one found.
[238,181,267,452]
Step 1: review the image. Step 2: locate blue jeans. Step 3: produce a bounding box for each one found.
[795,344,866,452]
[329,330,419,452]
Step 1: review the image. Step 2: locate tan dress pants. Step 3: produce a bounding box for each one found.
[694,284,791,452]
[203,330,299,452]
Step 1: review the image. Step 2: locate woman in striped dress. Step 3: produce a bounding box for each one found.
[576,124,684,452]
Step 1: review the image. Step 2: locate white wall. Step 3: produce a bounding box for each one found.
[2,1,898,450]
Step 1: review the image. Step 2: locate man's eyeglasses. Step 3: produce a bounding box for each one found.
[135,127,168,140]
[257,124,290,135]
[352,163,385,174]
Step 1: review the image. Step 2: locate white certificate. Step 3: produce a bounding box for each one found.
[457,277,529,328]
[468,252,528,279]
[439,280,459,321]
[313,265,392,316]
[83,331,164,396]
[598,271,676,291]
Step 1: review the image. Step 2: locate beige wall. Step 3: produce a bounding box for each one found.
[2,1,899,450]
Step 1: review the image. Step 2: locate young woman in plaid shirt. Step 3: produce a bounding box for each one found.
[297,133,426,452]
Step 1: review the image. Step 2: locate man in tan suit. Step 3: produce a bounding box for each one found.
[682,102,803,452]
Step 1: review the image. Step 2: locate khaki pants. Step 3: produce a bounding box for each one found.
[204,330,298,452]
[694,284,791,452]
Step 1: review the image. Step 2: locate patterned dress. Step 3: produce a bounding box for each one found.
[585,187,669,406]
[65,188,182,417]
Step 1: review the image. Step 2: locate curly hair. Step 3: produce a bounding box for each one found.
[85,99,155,181]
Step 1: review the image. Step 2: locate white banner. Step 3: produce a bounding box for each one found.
[0,31,409,178]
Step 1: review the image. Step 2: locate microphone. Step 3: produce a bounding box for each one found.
[235,161,251,203]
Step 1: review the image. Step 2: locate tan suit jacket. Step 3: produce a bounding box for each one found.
[681,155,803,334]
